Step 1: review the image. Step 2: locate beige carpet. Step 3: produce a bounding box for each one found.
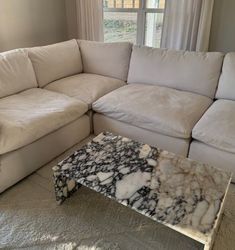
[0,138,234,250]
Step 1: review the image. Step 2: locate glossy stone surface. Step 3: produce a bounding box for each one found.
[53,132,231,236]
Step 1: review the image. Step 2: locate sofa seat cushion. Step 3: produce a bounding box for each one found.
[45,73,126,108]
[93,84,212,139]
[192,99,235,153]
[0,88,88,154]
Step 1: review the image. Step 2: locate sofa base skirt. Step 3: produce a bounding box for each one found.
[189,140,235,182]
[0,115,90,193]
[93,113,189,156]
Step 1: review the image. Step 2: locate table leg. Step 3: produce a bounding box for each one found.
[203,242,210,250]
[53,172,81,204]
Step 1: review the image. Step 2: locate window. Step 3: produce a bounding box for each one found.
[103,0,165,47]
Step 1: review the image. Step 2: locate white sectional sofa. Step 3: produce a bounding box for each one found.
[0,39,234,193]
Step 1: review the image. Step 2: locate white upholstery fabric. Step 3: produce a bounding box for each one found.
[0,49,37,98]
[189,141,235,182]
[93,84,212,139]
[78,40,132,81]
[93,113,189,156]
[28,40,83,87]
[0,116,90,193]
[192,99,235,153]
[45,73,126,108]
[216,53,235,100]
[128,46,224,98]
[0,88,88,154]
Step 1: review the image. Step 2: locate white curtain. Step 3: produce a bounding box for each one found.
[66,0,104,41]
[161,0,214,51]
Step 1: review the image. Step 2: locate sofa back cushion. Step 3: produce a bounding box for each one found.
[216,53,235,100]
[78,40,132,81]
[128,46,224,98]
[28,39,83,87]
[0,49,37,98]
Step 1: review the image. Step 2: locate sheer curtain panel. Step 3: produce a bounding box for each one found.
[66,0,104,41]
[161,0,214,51]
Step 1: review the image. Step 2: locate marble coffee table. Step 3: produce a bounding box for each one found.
[53,132,231,250]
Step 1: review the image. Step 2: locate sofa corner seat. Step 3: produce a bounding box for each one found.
[0,39,133,192]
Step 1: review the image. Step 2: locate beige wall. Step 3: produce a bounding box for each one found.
[65,0,78,39]
[209,0,235,53]
[0,0,68,52]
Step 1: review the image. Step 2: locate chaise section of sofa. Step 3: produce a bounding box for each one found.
[93,45,224,156]
[190,53,235,180]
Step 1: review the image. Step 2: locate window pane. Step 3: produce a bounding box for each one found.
[103,0,140,9]
[146,0,165,8]
[104,12,137,43]
[145,13,164,48]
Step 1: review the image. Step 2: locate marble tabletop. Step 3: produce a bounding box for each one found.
[53,132,231,247]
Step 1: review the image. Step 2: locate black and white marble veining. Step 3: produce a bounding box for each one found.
[53,132,231,235]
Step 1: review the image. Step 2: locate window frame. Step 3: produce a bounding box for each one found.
[103,0,165,46]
